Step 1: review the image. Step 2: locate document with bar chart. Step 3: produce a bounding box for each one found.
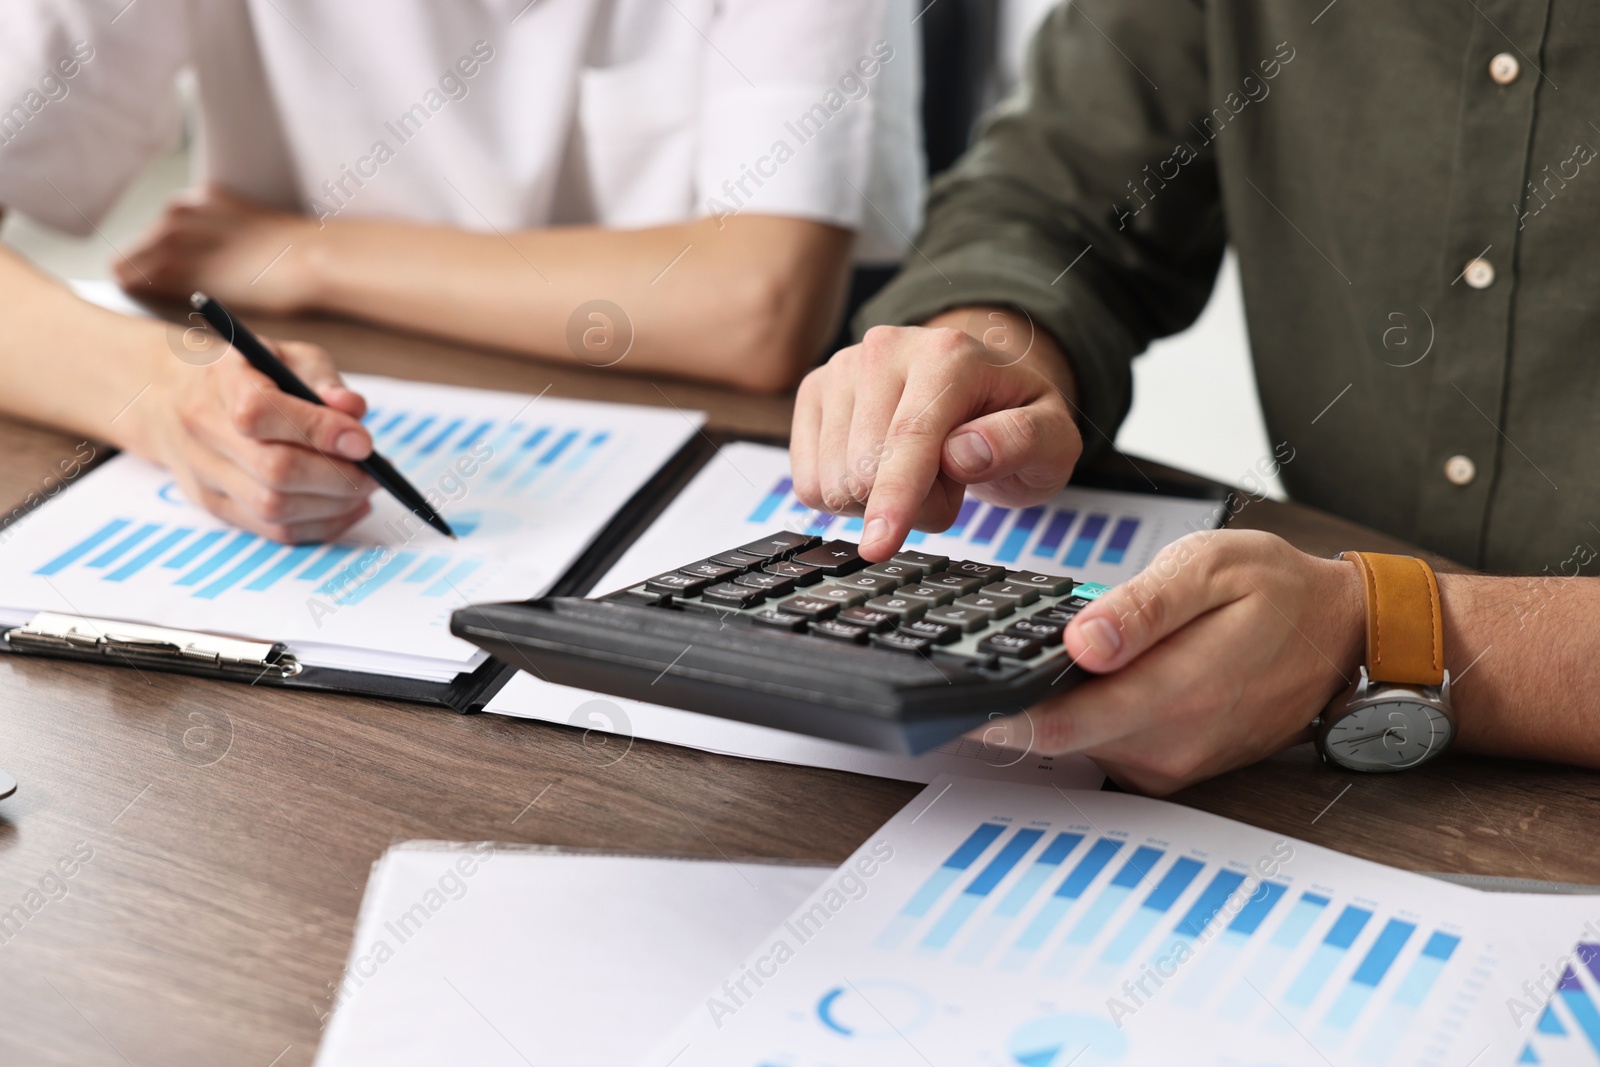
[0,375,700,680]
[598,441,1223,594]
[641,776,1600,1067]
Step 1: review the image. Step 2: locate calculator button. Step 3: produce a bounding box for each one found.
[679,560,741,581]
[895,583,955,606]
[838,606,896,632]
[646,572,711,596]
[700,582,768,608]
[1070,582,1113,601]
[734,571,797,595]
[900,619,959,644]
[775,595,841,620]
[870,631,934,654]
[924,572,984,596]
[751,609,808,631]
[891,549,949,571]
[954,594,1015,620]
[980,581,1041,606]
[1007,570,1076,595]
[865,595,927,620]
[947,560,1008,582]
[832,572,902,596]
[1034,605,1081,624]
[1009,618,1064,640]
[923,605,988,632]
[738,532,820,558]
[1061,596,1094,611]
[810,584,870,607]
[811,619,870,643]
[863,561,926,583]
[791,539,869,575]
[977,633,1044,659]
[763,560,824,586]
[710,550,767,570]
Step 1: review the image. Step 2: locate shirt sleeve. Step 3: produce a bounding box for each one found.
[693,0,924,260]
[0,0,187,234]
[858,0,1227,457]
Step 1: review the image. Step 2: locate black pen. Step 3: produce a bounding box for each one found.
[189,292,456,540]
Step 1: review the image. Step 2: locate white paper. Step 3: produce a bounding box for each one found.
[0,374,701,678]
[487,440,1221,785]
[643,775,1600,1067]
[487,669,1104,786]
[313,844,830,1067]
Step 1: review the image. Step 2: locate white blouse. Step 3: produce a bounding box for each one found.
[0,0,923,263]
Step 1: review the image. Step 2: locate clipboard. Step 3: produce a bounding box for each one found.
[0,432,710,712]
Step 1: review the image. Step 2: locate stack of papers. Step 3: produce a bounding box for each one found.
[0,374,701,680]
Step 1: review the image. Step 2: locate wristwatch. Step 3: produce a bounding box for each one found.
[1315,551,1455,772]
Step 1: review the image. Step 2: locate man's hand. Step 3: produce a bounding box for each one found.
[791,315,1083,561]
[116,185,318,315]
[1006,530,1365,795]
[126,335,377,543]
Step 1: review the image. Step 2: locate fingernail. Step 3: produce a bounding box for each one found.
[1081,617,1122,659]
[863,517,888,546]
[335,431,369,459]
[947,431,993,475]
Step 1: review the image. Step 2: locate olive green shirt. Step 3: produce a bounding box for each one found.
[862,0,1596,573]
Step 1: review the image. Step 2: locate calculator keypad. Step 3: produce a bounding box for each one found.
[616,532,1108,669]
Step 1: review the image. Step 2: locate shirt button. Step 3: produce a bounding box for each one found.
[1444,455,1477,486]
[1489,52,1521,85]
[1462,257,1495,289]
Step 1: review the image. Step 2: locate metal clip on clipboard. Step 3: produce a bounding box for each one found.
[4,612,301,680]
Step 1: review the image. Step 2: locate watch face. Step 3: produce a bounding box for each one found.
[1323,698,1454,771]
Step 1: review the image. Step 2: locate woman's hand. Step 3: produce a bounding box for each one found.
[123,332,377,543]
[117,185,319,315]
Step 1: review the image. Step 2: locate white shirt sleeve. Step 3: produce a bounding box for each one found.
[693,0,925,263]
[0,0,187,234]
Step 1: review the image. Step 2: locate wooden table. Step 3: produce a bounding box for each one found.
[0,316,1593,1066]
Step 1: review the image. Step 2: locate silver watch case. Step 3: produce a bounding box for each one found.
[1315,667,1456,772]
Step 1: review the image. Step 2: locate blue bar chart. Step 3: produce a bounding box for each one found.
[919,829,1046,952]
[876,823,1008,950]
[362,407,615,499]
[1084,856,1206,980]
[34,519,489,604]
[740,476,1187,575]
[955,832,1084,965]
[1000,837,1123,970]
[1218,891,1332,1021]
[1040,845,1166,977]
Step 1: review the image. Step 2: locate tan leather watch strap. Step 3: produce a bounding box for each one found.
[1342,552,1444,687]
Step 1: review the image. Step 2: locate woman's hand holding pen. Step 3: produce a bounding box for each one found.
[124,333,378,543]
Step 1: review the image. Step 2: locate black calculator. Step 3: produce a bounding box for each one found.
[451,531,1109,754]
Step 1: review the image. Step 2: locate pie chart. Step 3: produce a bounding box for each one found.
[814,981,934,1039]
[1007,1013,1128,1066]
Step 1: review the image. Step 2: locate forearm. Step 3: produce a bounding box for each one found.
[0,244,163,450]
[1440,570,1600,765]
[297,214,852,392]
